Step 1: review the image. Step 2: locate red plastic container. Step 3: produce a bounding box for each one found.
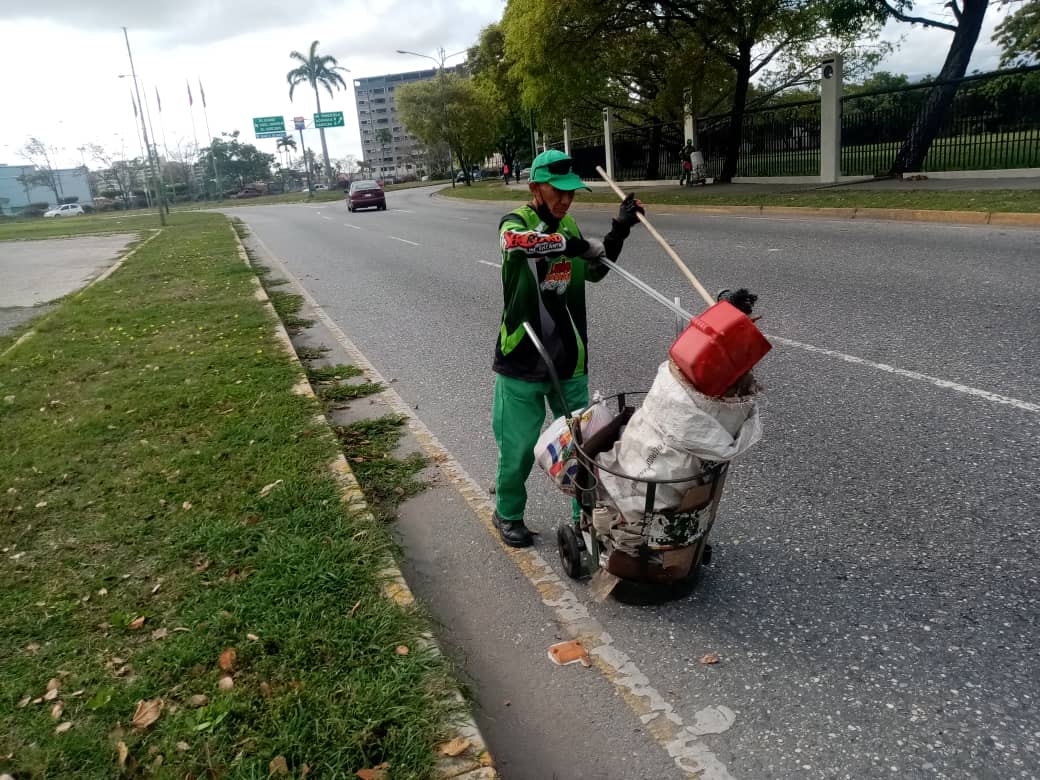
[669,301,772,396]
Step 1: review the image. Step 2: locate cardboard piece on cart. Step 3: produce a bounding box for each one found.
[589,568,622,602]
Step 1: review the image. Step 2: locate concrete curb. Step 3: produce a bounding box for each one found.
[438,194,1040,227]
[228,224,497,780]
[0,229,162,361]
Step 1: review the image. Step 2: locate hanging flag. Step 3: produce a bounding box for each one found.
[187,80,193,107]
[198,78,207,109]
[155,86,162,113]
[131,91,138,118]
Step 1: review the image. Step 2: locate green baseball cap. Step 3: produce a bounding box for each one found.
[528,149,590,191]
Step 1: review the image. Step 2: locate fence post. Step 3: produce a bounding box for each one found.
[603,108,615,180]
[683,89,695,145]
[563,119,571,156]
[820,53,843,184]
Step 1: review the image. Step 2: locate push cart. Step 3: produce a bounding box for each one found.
[523,323,729,601]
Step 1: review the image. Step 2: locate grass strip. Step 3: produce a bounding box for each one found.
[335,418,428,525]
[0,211,457,779]
[438,180,1040,213]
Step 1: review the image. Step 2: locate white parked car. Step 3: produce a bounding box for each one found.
[43,203,85,218]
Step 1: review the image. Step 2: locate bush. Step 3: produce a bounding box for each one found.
[21,203,49,218]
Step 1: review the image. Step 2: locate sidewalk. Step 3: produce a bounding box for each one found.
[498,173,1040,194]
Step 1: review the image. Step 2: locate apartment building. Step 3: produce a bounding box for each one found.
[353,66,459,181]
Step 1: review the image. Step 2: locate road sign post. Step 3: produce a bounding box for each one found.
[253,115,286,139]
[313,111,344,129]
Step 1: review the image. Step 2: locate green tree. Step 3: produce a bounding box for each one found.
[994,0,1040,65]
[396,72,497,185]
[836,0,992,174]
[286,40,349,186]
[199,131,275,193]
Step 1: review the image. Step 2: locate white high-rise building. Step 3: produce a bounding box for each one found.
[353,66,460,181]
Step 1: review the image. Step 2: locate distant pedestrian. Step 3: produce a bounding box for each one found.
[514,165,522,184]
[503,163,511,183]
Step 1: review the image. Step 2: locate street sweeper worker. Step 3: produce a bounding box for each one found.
[491,148,644,547]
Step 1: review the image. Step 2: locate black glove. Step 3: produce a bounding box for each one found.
[564,237,590,257]
[616,193,644,229]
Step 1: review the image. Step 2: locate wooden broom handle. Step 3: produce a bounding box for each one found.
[595,165,715,308]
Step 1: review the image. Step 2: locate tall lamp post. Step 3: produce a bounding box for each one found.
[395,47,466,188]
[121,27,166,225]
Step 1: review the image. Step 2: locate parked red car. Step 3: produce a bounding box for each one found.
[347,180,386,212]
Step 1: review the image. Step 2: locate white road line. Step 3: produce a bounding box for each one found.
[321,215,332,220]
[392,208,414,213]
[767,248,781,252]
[477,260,501,269]
[770,334,1040,413]
[389,236,420,246]
[246,229,736,779]
[343,223,361,230]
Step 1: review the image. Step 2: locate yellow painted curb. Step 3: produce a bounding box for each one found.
[854,207,991,224]
[762,206,857,220]
[228,223,498,780]
[987,211,1040,227]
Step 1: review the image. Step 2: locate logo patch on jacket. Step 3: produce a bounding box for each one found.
[502,229,566,255]
[541,260,571,293]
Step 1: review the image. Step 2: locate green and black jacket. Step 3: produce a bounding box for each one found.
[493,204,630,382]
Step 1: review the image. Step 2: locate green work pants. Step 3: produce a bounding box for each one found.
[492,372,589,523]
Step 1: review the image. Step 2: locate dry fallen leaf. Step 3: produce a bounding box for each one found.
[26,642,41,653]
[151,628,169,641]
[247,633,259,641]
[43,688,60,702]
[188,694,209,708]
[301,765,311,777]
[47,678,61,692]
[175,741,189,752]
[128,615,146,630]
[269,755,289,776]
[438,737,471,757]
[97,588,108,597]
[18,695,31,708]
[117,741,129,769]
[55,721,73,734]
[182,501,193,510]
[50,702,64,720]
[699,653,721,665]
[259,682,272,697]
[150,582,162,595]
[218,675,234,691]
[218,648,236,672]
[258,479,283,498]
[395,645,409,656]
[131,699,163,730]
[356,763,390,780]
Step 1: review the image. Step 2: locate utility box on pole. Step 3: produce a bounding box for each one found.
[603,108,615,180]
[563,119,571,156]
[820,53,843,184]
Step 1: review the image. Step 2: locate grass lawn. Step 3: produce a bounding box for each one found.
[438,179,1040,213]
[0,212,458,778]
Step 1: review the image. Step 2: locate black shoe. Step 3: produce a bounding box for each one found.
[493,511,534,548]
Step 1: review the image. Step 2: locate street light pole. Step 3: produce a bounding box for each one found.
[122,26,166,226]
[395,47,467,188]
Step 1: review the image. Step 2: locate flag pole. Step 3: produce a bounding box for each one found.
[198,78,223,199]
[122,26,165,225]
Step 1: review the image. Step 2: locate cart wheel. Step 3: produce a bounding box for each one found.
[557,524,584,579]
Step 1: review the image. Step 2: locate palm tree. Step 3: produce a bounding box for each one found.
[286,41,349,187]
[276,134,297,169]
[374,128,393,181]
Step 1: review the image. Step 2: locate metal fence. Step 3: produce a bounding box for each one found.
[842,66,1040,175]
[696,100,822,178]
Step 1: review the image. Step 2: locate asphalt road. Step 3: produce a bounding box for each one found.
[233,187,1039,779]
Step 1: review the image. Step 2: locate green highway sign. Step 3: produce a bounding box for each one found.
[313,111,345,129]
[252,115,285,139]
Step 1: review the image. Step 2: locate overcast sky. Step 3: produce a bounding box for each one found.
[0,0,1012,170]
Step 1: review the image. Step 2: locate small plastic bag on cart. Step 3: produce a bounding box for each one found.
[534,399,613,494]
